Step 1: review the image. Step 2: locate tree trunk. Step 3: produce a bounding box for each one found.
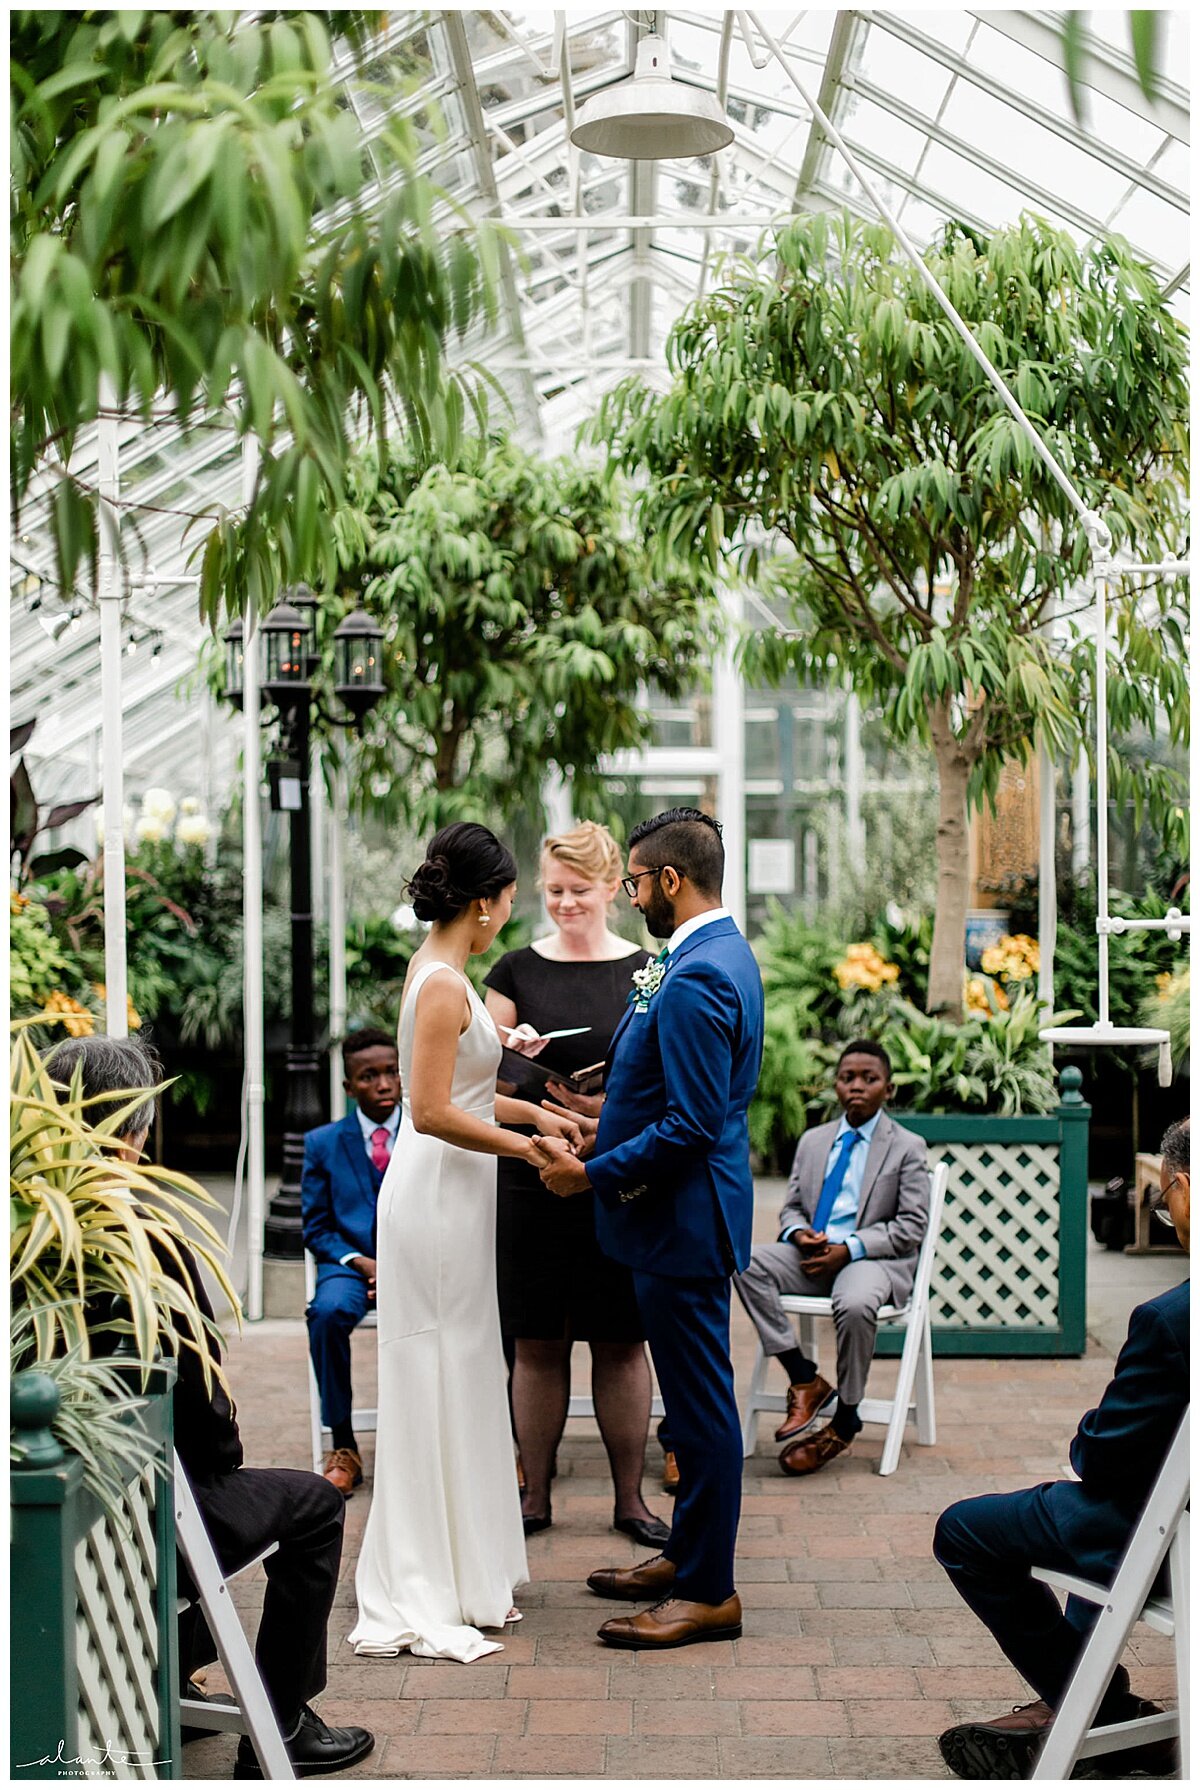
[927,701,977,1020]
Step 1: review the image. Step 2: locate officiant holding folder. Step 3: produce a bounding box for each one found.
[484,821,669,1548]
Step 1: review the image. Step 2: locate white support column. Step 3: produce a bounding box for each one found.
[843,688,866,879]
[1071,750,1091,879]
[328,761,348,1121]
[310,739,327,926]
[241,440,267,1323]
[1037,736,1057,1015]
[543,767,574,836]
[713,589,746,929]
[96,378,128,1038]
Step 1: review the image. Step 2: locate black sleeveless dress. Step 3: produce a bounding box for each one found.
[483,944,650,1342]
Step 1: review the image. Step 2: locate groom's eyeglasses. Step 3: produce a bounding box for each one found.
[622,866,667,900]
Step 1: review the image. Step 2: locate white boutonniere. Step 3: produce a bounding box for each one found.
[630,957,667,1013]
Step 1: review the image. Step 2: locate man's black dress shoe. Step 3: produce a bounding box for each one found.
[523,1504,552,1536]
[233,1704,375,1778]
[613,1512,671,1548]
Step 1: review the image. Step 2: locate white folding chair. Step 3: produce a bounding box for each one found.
[1032,1409,1189,1781]
[740,1160,948,1476]
[174,1451,295,1779]
[304,1250,378,1472]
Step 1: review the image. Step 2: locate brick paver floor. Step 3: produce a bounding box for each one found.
[184,1192,1183,1780]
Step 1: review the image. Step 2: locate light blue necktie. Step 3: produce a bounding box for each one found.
[812,1129,863,1234]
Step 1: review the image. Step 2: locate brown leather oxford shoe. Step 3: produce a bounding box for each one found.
[598,1593,743,1650]
[779,1421,851,1476]
[587,1553,677,1601]
[322,1447,364,1497]
[661,1450,680,1495]
[775,1373,834,1442]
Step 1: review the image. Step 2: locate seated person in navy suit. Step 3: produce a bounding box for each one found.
[933,1117,1189,1780]
[302,1028,400,1497]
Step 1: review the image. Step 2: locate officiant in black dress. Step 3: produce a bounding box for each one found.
[484,821,669,1547]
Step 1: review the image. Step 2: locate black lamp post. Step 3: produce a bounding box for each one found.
[223,591,386,1262]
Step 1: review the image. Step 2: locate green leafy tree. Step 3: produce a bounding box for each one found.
[593,212,1189,1016]
[11,10,495,614]
[326,437,723,828]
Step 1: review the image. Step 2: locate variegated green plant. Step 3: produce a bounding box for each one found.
[10,1019,240,1396]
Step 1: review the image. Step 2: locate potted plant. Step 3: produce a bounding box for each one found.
[10,1018,238,1780]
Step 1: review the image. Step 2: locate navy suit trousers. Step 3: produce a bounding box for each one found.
[933,1487,1134,1717]
[306,1263,372,1432]
[633,1270,743,1605]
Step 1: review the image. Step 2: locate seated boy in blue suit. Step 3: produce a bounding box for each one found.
[933,1117,1189,1780]
[301,1028,400,1497]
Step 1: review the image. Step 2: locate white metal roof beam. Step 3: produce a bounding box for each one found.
[794,10,863,199]
[872,13,1187,209]
[441,13,543,439]
[975,11,1189,146]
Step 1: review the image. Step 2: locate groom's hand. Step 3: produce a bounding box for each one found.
[533,1136,592,1197]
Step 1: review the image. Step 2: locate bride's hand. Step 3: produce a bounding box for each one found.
[536,1109,585,1154]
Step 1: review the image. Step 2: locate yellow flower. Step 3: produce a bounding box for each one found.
[964,975,1009,1015]
[10,889,30,913]
[834,942,900,993]
[43,992,95,1037]
[981,933,1039,981]
[1156,971,1174,993]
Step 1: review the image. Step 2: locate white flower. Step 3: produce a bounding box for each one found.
[135,816,167,846]
[179,796,201,816]
[140,786,177,826]
[175,814,212,847]
[390,902,418,931]
[631,958,667,1007]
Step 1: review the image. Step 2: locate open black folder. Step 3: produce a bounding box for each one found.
[498,1047,605,1099]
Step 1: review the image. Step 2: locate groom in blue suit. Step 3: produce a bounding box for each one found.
[301,1028,400,1498]
[537,809,765,1650]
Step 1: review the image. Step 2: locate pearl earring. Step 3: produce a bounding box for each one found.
[480,912,491,926]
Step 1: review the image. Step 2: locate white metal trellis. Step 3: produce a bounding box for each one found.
[736,10,1190,1073]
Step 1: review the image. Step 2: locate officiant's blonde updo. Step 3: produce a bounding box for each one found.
[539,820,623,888]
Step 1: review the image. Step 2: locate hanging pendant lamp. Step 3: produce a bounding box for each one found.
[569,34,733,160]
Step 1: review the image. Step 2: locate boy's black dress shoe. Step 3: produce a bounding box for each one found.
[233,1705,374,1778]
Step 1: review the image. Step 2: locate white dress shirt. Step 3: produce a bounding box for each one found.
[337,1106,400,1265]
[666,906,731,953]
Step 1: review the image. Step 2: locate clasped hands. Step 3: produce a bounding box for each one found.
[791,1230,852,1278]
[528,1099,598,1198]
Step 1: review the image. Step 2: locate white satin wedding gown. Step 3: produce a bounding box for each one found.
[349,958,528,1662]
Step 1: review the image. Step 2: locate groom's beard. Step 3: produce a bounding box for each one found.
[641,886,677,939]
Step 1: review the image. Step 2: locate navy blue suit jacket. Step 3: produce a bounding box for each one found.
[588,916,765,1281]
[1040,1280,1189,1574]
[300,1112,382,1265]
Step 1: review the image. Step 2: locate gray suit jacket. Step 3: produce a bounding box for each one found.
[778,1111,931,1301]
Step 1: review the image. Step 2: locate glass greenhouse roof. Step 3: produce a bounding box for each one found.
[12,7,1190,807]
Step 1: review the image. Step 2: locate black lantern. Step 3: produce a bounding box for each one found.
[223,616,245,709]
[261,598,311,705]
[333,608,386,720]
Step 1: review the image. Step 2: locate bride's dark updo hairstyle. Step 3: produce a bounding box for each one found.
[406,823,518,924]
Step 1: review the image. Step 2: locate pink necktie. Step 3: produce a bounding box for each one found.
[370,1127,391,1174]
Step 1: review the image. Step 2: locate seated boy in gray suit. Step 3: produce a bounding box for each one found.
[735,1040,929,1475]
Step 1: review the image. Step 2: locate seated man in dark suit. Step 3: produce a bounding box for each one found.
[735,1040,930,1474]
[933,1117,1189,1780]
[46,1033,372,1780]
[301,1027,400,1496]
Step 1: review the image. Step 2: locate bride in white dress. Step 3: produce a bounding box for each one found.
[349,823,581,1663]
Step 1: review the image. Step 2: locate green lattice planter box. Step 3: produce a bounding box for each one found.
[877,1068,1091,1359]
[10,1367,181,1781]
